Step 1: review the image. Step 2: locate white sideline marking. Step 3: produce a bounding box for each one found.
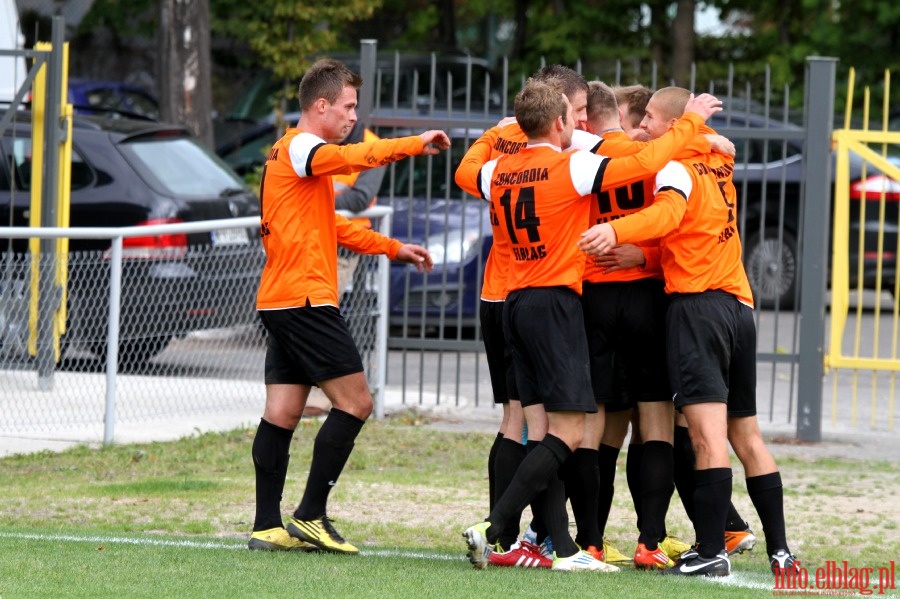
[0,531,783,591]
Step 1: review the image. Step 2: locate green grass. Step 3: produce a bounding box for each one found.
[0,418,898,598]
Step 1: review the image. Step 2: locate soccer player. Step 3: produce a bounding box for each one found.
[247,58,450,554]
[461,77,723,572]
[579,86,796,577]
[454,64,590,570]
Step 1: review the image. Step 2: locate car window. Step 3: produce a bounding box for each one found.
[219,128,277,176]
[120,90,159,120]
[2,136,94,191]
[82,87,122,112]
[120,136,246,197]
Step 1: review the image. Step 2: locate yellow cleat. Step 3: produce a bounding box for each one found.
[287,516,359,554]
[660,535,693,560]
[602,540,633,566]
[248,527,314,551]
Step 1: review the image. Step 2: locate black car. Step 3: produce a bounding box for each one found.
[0,111,263,365]
[715,112,898,308]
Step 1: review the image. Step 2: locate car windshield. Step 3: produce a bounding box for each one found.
[120,136,246,197]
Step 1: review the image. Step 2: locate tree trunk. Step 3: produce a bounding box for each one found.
[158,0,214,150]
[671,0,696,88]
[435,0,457,49]
[513,0,528,61]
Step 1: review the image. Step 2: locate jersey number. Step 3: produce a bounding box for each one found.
[499,187,542,244]
[595,181,645,215]
[718,181,735,223]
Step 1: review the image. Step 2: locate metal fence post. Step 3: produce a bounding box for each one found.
[36,17,66,389]
[103,237,124,445]
[358,39,377,128]
[797,56,838,441]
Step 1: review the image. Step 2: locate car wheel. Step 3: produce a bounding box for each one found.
[744,228,798,310]
[90,335,173,368]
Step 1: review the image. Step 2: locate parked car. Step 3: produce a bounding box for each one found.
[68,78,160,120]
[0,110,263,365]
[715,112,898,308]
[213,51,502,153]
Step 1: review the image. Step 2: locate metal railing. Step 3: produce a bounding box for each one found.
[0,208,394,443]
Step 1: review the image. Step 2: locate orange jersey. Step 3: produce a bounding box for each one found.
[257,128,423,309]
[581,127,721,283]
[610,151,753,306]
[476,111,704,295]
[582,175,663,283]
[455,121,527,301]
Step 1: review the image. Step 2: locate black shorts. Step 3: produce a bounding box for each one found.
[502,287,596,413]
[259,306,364,385]
[480,299,518,404]
[666,290,757,417]
[581,279,670,410]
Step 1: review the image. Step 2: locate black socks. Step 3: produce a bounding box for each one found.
[747,471,789,555]
[294,408,365,521]
[252,418,294,531]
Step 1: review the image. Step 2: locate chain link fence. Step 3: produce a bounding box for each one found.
[0,214,390,442]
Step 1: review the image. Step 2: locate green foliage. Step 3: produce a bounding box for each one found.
[75,0,157,39]
[212,0,381,83]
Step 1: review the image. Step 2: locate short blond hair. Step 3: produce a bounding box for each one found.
[586,80,619,124]
[613,84,652,129]
[514,77,567,138]
[298,59,363,111]
[650,86,692,121]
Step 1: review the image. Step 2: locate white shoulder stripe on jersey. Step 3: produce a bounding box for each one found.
[479,158,499,201]
[568,150,608,197]
[654,161,693,199]
[288,131,327,178]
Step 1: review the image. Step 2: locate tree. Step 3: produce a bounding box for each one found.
[212,0,381,117]
[159,0,214,149]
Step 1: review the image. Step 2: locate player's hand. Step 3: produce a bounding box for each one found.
[706,134,736,157]
[593,244,645,273]
[395,243,434,272]
[578,223,618,256]
[419,130,451,154]
[627,129,651,142]
[684,93,723,121]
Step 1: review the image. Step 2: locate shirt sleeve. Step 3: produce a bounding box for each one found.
[610,161,692,243]
[289,132,425,178]
[570,129,603,152]
[334,212,403,258]
[477,158,500,201]
[455,126,500,197]
[597,112,703,191]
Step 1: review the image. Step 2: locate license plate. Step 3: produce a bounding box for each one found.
[211,227,249,246]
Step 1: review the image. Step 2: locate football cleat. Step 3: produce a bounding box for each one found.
[287,515,359,554]
[463,521,493,570]
[663,550,730,577]
[659,535,692,560]
[583,545,603,561]
[539,535,554,559]
[602,541,633,566]
[552,550,620,572]
[724,527,757,555]
[770,549,800,575]
[248,526,314,551]
[488,540,552,568]
[634,542,675,570]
